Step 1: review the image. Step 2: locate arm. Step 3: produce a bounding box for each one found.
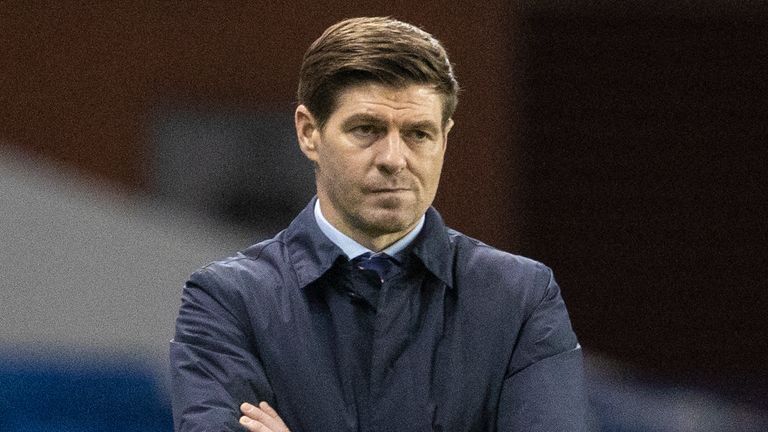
[170,268,274,432]
[497,267,587,431]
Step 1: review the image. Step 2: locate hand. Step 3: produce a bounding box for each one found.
[239,401,291,432]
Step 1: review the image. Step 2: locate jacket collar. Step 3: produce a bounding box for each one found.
[411,207,455,289]
[283,198,346,289]
[284,198,455,289]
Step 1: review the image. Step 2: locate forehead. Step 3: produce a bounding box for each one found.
[330,83,444,124]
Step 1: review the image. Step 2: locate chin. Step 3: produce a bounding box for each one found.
[358,210,418,236]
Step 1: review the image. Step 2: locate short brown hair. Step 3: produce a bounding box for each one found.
[297,17,459,129]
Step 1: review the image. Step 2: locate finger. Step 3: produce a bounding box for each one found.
[257,402,288,430]
[240,402,289,431]
[239,416,269,431]
[259,401,281,421]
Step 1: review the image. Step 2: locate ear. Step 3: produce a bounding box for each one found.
[442,118,454,149]
[295,104,320,163]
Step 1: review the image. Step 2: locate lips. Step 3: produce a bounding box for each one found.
[368,188,410,193]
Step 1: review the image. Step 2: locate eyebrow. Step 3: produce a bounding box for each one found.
[341,114,440,133]
[405,120,440,134]
[341,114,386,128]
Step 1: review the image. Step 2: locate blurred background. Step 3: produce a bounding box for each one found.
[1,1,766,431]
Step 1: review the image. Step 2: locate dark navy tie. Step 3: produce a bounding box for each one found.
[353,252,395,283]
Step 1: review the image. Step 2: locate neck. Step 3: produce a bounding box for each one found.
[315,198,418,252]
[333,217,414,253]
[357,230,411,252]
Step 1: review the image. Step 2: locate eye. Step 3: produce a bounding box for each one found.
[406,129,432,142]
[351,124,379,137]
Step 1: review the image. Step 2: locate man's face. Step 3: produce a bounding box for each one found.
[296,83,453,249]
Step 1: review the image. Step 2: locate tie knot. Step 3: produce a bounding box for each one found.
[353,252,395,283]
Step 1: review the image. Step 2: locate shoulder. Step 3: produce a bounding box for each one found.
[447,228,557,316]
[449,228,551,281]
[180,233,300,331]
[188,233,295,297]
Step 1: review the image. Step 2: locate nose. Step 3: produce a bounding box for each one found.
[375,130,407,174]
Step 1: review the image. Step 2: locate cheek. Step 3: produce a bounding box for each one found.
[324,151,368,178]
[317,149,344,176]
[419,159,445,187]
[319,154,359,191]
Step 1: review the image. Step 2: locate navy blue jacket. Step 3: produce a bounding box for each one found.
[170,200,586,431]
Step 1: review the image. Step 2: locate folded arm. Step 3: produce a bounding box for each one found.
[496,266,587,431]
[170,268,275,432]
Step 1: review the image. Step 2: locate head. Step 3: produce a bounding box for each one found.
[297,16,459,130]
[295,17,459,251]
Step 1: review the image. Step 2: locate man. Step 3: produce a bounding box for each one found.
[170,17,586,432]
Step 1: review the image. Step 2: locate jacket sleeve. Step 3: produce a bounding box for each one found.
[496,266,588,431]
[169,267,274,432]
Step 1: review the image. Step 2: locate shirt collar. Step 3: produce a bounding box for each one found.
[284,197,455,289]
[313,199,425,260]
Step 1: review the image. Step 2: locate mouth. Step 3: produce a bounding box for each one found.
[368,188,410,193]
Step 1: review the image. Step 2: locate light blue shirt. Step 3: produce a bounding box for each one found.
[313,199,425,260]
